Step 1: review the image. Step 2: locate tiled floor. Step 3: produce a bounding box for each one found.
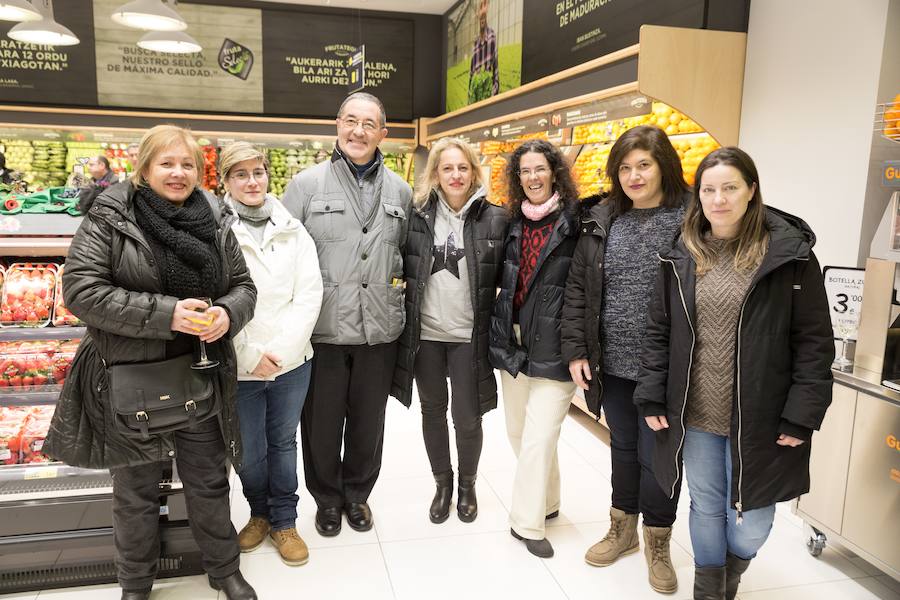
[12,386,899,599]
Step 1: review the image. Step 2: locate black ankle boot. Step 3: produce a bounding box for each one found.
[693,566,725,600]
[208,570,257,600]
[725,553,751,600]
[429,471,453,523]
[457,474,477,522]
[120,589,151,600]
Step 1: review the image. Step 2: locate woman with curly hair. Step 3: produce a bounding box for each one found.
[489,139,581,558]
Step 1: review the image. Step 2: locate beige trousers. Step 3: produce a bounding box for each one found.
[501,335,576,539]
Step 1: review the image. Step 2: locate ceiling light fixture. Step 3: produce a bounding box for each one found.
[137,29,201,54]
[0,1,42,22]
[8,0,79,46]
[112,0,187,32]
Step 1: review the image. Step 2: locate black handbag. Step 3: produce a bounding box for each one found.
[107,353,219,440]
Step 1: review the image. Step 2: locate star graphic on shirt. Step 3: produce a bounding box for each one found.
[432,232,464,278]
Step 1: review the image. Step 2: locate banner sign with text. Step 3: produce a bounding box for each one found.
[262,10,413,119]
[93,0,264,113]
[0,0,97,106]
[522,0,704,83]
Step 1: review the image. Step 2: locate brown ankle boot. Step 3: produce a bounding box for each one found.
[584,507,639,566]
[237,516,270,552]
[644,525,678,594]
[269,527,309,566]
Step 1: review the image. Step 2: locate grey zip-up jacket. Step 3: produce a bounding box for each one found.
[281,147,413,346]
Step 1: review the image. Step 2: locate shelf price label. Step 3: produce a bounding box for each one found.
[24,466,58,480]
[823,266,865,340]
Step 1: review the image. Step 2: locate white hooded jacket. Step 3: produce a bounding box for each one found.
[228,193,323,380]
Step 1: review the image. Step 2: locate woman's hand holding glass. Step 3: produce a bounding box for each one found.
[171,298,230,342]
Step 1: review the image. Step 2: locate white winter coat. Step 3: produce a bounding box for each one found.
[228,193,323,381]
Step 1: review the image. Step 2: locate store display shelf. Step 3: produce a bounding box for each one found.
[0,326,84,341]
[0,388,60,406]
[0,463,182,501]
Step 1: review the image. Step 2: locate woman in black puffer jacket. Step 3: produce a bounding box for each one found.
[392,137,508,524]
[489,139,579,558]
[44,125,258,600]
[635,147,833,600]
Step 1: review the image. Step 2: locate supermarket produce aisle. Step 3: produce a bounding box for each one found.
[7,389,899,600]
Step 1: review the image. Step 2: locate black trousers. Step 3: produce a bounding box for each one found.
[602,373,680,527]
[414,340,483,477]
[301,341,398,508]
[110,418,239,591]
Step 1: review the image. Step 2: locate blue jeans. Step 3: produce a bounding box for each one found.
[236,361,311,531]
[683,427,776,568]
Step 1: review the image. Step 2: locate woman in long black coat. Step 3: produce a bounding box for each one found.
[634,147,833,600]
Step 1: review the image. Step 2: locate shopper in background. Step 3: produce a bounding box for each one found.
[0,151,13,186]
[281,92,413,537]
[220,142,322,566]
[635,147,833,600]
[77,155,118,214]
[489,139,580,558]
[562,125,689,594]
[44,124,258,600]
[127,143,140,169]
[392,137,508,524]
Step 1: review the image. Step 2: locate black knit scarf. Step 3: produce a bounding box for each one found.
[133,186,224,300]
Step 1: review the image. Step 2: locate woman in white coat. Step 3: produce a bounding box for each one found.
[220,142,323,567]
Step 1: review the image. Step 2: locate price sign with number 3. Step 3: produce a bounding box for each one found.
[822,266,865,341]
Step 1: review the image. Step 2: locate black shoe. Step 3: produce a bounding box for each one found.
[429,471,453,524]
[344,501,374,532]
[545,510,559,520]
[510,528,554,558]
[120,589,151,600]
[315,506,342,537]
[208,571,257,600]
[457,474,478,523]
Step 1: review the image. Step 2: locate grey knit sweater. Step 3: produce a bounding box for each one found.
[685,239,757,435]
[601,205,684,380]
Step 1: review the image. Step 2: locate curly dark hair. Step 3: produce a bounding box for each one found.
[505,139,579,218]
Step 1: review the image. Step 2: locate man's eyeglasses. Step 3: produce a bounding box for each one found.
[340,117,380,133]
[230,168,268,183]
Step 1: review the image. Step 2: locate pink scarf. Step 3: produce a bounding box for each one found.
[521,192,560,221]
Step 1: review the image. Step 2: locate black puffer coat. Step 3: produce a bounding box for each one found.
[560,195,612,413]
[489,204,579,381]
[633,207,834,513]
[43,182,257,471]
[392,190,509,412]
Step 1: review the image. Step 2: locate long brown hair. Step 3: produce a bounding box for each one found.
[505,139,579,218]
[682,147,768,275]
[605,125,688,216]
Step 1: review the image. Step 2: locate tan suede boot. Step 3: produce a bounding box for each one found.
[585,507,639,566]
[237,516,270,552]
[270,527,310,566]
[643,525,678,594]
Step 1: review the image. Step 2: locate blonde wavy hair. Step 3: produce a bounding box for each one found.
[683,147,768,275]
[415,137,484,207]
[130,124,204,188]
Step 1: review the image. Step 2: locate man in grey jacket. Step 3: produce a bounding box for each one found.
[282,92,412,537]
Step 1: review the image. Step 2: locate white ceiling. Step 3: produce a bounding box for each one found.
[260,0,457,15]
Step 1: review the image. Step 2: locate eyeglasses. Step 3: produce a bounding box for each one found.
[230,168,268,183]
[340,117,380,133]
[518,166,550,178]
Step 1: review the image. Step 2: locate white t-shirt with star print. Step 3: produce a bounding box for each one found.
[419,190,478,343]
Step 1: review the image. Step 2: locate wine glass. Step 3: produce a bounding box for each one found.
[832,322,856,371]
[188,297,219,371]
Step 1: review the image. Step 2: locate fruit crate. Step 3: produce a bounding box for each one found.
[0,263,58,328]
[876,97,900,143]
[51,265,80,327]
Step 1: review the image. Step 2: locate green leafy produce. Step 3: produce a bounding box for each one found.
[468,68,493,104]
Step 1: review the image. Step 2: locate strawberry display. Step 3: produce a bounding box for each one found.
[51,351,74,387]
[0,263,58,327]
[0,406,55,465]
[201,145,219,192]
[52,265,81,326]
[0,420,20,464]
[0,353,52,389]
